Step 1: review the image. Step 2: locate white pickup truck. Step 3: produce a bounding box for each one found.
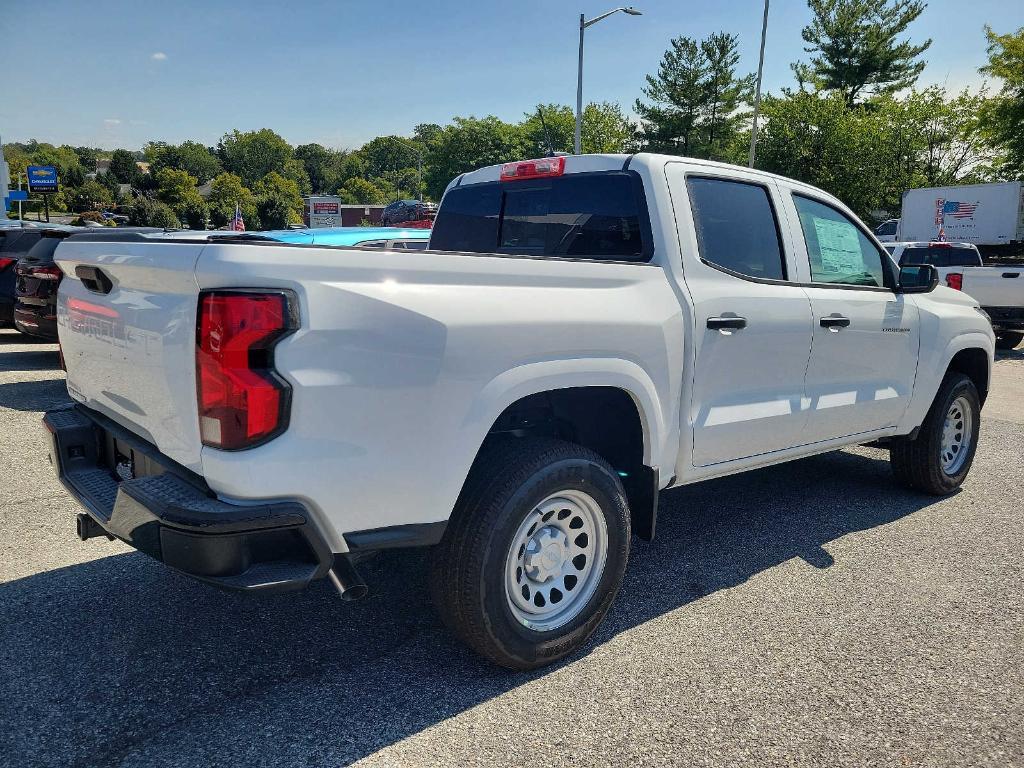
[46,154,994,669]
[885,241,1024,350]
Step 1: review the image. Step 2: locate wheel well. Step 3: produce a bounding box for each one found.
[948,348,989,405]
[487,387,658,540]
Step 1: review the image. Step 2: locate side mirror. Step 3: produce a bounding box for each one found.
[898,263,939,293]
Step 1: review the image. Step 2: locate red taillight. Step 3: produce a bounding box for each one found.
[196,291,296,450]
[946,273,963,291]
[0,257,16,271]
[31,265,62,281]
[500,156,565,181]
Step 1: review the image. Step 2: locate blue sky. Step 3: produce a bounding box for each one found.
[1,0,1020,150]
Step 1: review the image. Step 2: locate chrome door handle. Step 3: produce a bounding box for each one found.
[707,316,747,330]
[820,316,851,330]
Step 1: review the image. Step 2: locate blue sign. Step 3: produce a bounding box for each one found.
[27,165,59,193]
[8,190,28,201]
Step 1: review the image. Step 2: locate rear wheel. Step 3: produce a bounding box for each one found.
[995,331,1023,351]
[890,373,980,495]
[429,437,631,670]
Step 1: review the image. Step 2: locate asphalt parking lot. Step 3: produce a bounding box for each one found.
[1,326,1022,768]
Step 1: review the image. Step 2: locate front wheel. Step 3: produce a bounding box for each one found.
[890,373,981,495]
[429,437,631,670]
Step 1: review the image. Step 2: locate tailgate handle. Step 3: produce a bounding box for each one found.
[75,265,113,295]
[1002,272,1020,278]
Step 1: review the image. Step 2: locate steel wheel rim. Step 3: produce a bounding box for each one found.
[940,395,973,475]
[504,489,609,632]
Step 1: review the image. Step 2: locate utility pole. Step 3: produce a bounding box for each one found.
[748,0,770,168]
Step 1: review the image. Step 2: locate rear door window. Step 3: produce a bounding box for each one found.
[898,246,982,267]
[686,177,786,281]
[430,172,651,262]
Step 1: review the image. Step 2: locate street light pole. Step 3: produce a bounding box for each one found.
[748,0,770,168]
[575,6,642,155]
[577,13,585,156]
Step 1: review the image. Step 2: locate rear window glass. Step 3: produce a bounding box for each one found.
[899,246,981,268]
[430,172,650,262]
[21,237,62,265]
[876,221,898,236]
[0,230,43,255]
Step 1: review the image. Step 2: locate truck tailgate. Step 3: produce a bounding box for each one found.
[961,266,1024,308]
[55,238,206,471]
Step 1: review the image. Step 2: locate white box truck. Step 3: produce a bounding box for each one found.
[899,181,1024,246]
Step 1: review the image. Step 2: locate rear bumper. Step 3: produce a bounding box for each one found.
[43,404,335,592]
[982,306,1024,331]
[13,304,58,339]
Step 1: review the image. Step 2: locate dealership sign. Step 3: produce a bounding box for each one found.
[27,165,59,194]
[307,196,343,228]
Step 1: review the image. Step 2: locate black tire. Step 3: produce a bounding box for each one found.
[429,437,631,670]
[890,373,981,495]
[995,331,1023,351]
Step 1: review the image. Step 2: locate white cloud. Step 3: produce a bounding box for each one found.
[103,118,122,125]
[151,52,167,61]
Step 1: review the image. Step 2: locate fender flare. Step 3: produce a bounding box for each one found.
[463,357,670,470]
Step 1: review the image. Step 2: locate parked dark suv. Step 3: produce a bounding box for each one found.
[14,230,71,340]
[380,199,437,227]
[1,227,47,326]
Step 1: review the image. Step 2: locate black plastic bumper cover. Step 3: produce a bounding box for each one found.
[44,405,334,592]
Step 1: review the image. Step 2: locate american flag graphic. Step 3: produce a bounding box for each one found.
[230,202,245,232]
[941,200,979,219]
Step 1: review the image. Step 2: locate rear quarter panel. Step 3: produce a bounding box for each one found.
[193,242,683,550]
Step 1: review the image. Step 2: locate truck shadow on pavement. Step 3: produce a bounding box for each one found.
[0,377,69,411]
[0,447,939,768]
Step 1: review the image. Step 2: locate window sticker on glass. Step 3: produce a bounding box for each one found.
[793,194,886,287]
[812,218,863,276]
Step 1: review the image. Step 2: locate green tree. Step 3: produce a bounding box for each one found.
[754,88,993,220]
[793,0,931,105]
[148,141,222,184]
[129,197,180,228]
[701,33,756,160]
[978,26,1024,178]
[154,167,204,222]
[523,102,637,155]
[109,149,141,184]
[218,129,293,187]
[424,116,531,199]
[635,33,753,160]
[293,143,337,193]
[66,180,114,213]
[95,169,124,205]
[252,171,303,229]
[326,151,367,194]
[181,197,209,230]
[73,146,99,173]
[282,157,312,197]
[338,177,388,205]
[3,144,33,180]
[207,172,259,229]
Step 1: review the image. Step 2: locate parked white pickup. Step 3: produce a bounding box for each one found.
[46,153,994,669]
[886,241,1024,349]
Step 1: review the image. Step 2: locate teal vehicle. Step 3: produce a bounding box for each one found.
[257,226,430,249]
